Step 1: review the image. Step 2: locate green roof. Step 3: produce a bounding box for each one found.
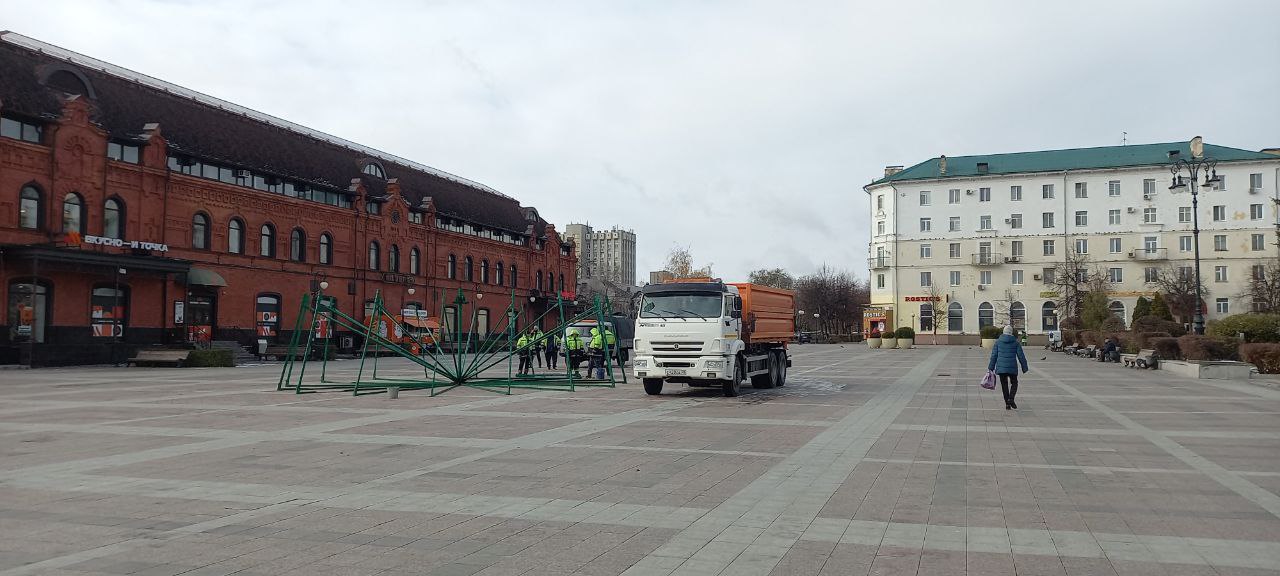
[868,142,1278,188]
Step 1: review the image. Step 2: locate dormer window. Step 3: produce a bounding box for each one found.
[408,212,423,224]
[1,116,42,144]
[107,141,140,164]
[362,162,385,179]
[368,201,381,216]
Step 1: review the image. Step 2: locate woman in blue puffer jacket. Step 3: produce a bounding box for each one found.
[988,325,1029,410]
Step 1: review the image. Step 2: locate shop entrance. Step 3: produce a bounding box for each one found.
[8,280,49,343]
[186,290,217,343]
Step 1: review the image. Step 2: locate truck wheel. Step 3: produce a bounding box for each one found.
[643,378,663,395]
[724,359,743,397]
[775,351,787,387]
[751,355,776,389]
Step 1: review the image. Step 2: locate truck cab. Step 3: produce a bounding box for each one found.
[633,279,791,396]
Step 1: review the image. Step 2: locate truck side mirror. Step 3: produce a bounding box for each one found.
[730,310,741,319]
[733,296,742,310]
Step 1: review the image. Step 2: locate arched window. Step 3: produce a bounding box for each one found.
[510,264,518,288]
[409,247,420,275]
[318,233,332,264]
[447,254,457,279]
[1010,302,1026,330]
[192,213,210,250]
[1041,301,1058,331]
[9,279,50,343]
[103,197,123,239]
[476,309,490,337]
[62,192,83,233]
[228,218,244,254]
[464,256,474,282]
[546,271,554,294]
[536,270,544,292]
[480,259,490,284]
[1109,301,1126,325]
[947,302,964,332]
[362,162,385,179]
[19,185,42,230]
[559,273,565,294]
[389,244,400,272]
[255,294,281,339]
[259,223,276,257]
[368,241,380,271]
[290,228,306,262]
[978,302,994,328]
[496,261,505,286]
[919,303,934,332]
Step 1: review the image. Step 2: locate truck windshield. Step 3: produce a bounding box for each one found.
[640,293,722,319]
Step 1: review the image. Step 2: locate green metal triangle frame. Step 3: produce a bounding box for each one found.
[277,286,624,397]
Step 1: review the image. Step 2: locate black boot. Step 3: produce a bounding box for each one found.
[1010,400,1018,409]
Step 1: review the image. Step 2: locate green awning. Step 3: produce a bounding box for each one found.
[184,267,227,287]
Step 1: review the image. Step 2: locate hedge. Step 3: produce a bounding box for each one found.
[186,349,234,367]
[1100,316,1127,333]
[1106,333,1139,354]
[1240,343,1280,374]
[1150,337,1181,361]
[1135,331,1172,351]
[1059,316,1083,330]
[1132,316,1187,337]
[1079,330,1103,347]
[980,326,1002,339]
[895,327,915,339]
[1176,335,1239,361]
[1061,329,1082,346]
[1206,314,1280,343]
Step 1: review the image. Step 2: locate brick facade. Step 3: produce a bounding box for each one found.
[0,38,575,366]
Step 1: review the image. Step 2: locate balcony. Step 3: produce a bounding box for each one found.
[867,256,892,270]
[971,253,1005,266]
[1129,248,1168,261]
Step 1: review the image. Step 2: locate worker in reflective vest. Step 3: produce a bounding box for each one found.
[588,327,604,379]
[565,331,585,377]
[516,330,533,375]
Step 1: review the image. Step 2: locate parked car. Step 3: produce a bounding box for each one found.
[796,331,813,344]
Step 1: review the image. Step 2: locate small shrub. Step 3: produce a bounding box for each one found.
[1132,316,1187,337]
[980,326,1003,339]
[1100,316,1127,333]
[1240,343,1280,374]
[850,333,864,343]
[1150,337,1181,361]
[1135,331,1172,351]
[1206,314,1280,343]
[185,349,234,367]
[1079,330,1103,347]
[895,327,915,339]
[1059,316,1083,330]
[1107,333,1139,354]
[1177,335,1239,361]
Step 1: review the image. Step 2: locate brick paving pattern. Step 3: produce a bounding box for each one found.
[1,345,1279,575]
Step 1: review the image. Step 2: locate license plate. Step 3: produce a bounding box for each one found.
[667,368,687,375]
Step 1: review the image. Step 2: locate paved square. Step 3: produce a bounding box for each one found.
[2,345,1279,575]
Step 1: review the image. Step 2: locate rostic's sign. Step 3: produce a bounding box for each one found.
[904,296,941,302]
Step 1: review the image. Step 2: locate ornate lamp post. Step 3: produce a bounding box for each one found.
[1168,136,1219,335]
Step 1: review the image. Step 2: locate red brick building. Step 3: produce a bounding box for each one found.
[0,33,576,366]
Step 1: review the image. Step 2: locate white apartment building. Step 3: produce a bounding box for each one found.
[565,223,637,288]
[864,141,1280,336]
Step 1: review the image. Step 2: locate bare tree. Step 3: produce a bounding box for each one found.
[748,268,795,289]
[1150,263,1209,324]
[920,281,946,340]
[795,265,869,336]
[1241,261,1280,313]
[663,246,713,278]
[1048,248,1102,321]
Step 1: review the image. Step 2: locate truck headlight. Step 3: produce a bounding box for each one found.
[633,359,648,368]
[708,339,724,353]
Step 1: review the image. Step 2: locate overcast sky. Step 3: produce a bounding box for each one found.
[8,0,1278,282]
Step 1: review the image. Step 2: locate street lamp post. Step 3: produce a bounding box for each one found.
[797,309,805,332]
[1168,136,1219,335]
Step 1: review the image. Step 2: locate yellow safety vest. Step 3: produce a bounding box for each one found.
[604,329,616,346]
[590,329,603,350]
[517,335,529,349]
[567,334,583,350]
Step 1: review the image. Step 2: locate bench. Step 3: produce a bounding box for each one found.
[1123,349,1157,369]
[1075,345,1097,358]
[264,345,305,360]
[129,349,191,367]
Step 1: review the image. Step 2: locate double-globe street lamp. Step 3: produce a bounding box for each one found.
[1168,136,1220,335]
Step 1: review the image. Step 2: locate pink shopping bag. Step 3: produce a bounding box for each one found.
[980,370,997,390]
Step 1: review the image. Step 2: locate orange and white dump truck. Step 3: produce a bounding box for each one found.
[633,279,794,396]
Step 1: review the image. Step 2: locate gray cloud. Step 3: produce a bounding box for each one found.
[11,0,1277,282]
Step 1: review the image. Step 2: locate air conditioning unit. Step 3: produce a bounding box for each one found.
[1143,193,1152,200]
[1003,218,1012,224]
[1126,207,1136,213]
[1033,273,1042,280]
[965,189,974,195]
[1004,256,1020,263]
[977,284,987,291]
[1127,251,1136,258]
[234,169,251,179]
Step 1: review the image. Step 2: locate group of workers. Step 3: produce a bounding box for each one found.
[515,324,616,379]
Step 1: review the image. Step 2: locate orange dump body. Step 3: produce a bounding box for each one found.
[729,283,796,344]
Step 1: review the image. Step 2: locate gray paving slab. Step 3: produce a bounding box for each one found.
[1,346,1279,576]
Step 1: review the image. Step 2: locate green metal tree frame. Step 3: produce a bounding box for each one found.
[277,287,624,396]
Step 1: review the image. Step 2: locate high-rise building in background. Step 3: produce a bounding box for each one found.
[566,224,637,288]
